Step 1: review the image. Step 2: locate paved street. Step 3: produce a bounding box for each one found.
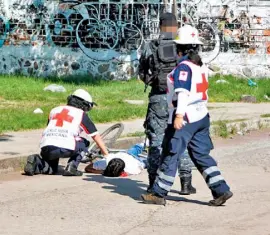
[1,129,270,235]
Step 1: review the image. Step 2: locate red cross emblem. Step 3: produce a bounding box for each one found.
[191,32,196,37]
[52,108,74,127]
[196,73,208,100]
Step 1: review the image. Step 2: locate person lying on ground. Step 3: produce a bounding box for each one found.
[85,142,148,176]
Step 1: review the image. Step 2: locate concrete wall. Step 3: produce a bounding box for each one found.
[0,0,269,79]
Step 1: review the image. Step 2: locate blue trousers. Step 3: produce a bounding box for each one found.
[35,138,89,174]
[144,94,193,182]
[153,114,230,198]
[127,144,147,168]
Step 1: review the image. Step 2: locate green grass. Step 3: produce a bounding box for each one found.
[208,75,270,102]
[261,113,270,118]
[125,131,146,137]
[212,119,249,138]
[0,75,148,133]
[1,74,270,133]
[212,120,229,138]
[211,118,247,125]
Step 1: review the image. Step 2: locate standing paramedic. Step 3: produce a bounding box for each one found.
[24,89,109,177]
[138,12,196,195]
[141,24,233,206]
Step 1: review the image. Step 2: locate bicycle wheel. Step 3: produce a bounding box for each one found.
[88,123,124,153]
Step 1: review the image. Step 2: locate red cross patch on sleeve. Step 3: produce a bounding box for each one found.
[179,71,188,81]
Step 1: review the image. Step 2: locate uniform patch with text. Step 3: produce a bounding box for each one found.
[178,71,188,81]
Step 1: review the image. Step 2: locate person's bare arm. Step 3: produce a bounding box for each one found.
[80,113,109,156]
[84,162,104,174]
[92,134,109,156]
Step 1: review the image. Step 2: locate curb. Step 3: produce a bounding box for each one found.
[0,156,27,175]
[210,117,270,137]
[0,136,144,175]
[1,118,270,175]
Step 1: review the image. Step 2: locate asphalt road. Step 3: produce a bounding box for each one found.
[1,129,270,235]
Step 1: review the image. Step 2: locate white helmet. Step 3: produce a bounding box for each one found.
[72,89,97,106]
[173,25,203,45]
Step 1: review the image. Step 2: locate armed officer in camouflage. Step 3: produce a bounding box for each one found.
[138,13,196,195]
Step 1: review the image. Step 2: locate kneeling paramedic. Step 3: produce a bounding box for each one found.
[141,25,233,206]
[138,12,196,195]
[24,89,109,176]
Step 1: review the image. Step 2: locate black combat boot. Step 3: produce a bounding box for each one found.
[24,154,39,176]
[62,162,83,176]
[147,175,156,193]
[179,176,197,195]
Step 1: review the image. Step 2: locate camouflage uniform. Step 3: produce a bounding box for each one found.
[144,94,168,184]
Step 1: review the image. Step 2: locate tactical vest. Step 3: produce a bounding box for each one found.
[150,39,177,93]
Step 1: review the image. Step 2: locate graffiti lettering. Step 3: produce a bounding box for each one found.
[0,0,269,78]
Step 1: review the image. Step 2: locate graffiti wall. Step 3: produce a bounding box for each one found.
[0,0,270,79]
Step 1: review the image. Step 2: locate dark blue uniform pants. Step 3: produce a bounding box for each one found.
[34,138,89,174]
[144,94,193,182]
[153,114,230,198]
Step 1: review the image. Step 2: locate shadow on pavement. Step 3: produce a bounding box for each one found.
[83,174,147,201]
[168,189,209,205]
[0,135,13,142]
[83,174,209,205]
[166,195,209,206]
[55,165,66,175]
